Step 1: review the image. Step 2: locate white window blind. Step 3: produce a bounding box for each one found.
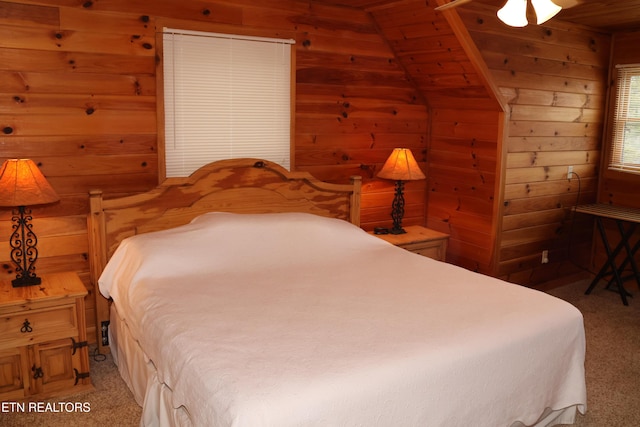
[610,64,640,174]
[163,28,294,177]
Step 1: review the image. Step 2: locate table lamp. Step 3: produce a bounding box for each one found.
[377,148,426,235]
[0,159,60,287]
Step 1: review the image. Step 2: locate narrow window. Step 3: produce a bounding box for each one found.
[162,28,295,178]
[609,65,640,174]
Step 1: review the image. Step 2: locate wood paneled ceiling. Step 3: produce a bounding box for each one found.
[313,0,640,33]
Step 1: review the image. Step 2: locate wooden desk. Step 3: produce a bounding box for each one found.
[575,203,640,305]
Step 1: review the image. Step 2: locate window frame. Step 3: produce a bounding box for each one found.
[155,26,296,183]
[605,64,640,176]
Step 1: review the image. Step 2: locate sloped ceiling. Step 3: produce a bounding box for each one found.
[475,0,640,32]
[309,0,640,111]
[310,0,505,111]
[313,0,640,33]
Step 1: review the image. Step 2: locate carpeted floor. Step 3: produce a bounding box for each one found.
[2,347,142,426]
[550,279,640,427]
[3,279,638,426]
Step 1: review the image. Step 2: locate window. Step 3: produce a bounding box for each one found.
[162,28,295,178]
[609,65,640,174]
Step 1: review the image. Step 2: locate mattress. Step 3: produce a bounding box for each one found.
[99,212,587,426]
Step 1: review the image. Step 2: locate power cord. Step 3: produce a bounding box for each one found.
[92,346,107,362]
[565,170,591,273]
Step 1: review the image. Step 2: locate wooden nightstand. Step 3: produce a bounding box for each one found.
[0,272,93,401]
[369,225,449,261]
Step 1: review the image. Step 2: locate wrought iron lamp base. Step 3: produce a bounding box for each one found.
[389,226,407,235]
[389,180,407,234]
[8,206,43,288]
[12,275,42,288]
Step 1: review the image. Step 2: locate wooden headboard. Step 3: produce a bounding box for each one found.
[87,158,362,353]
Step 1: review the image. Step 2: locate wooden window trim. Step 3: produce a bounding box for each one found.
[604,64,640,177]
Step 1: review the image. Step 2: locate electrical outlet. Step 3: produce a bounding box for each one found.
[101,320,110,346]
[541,250,549,264]
[567,166,573,181]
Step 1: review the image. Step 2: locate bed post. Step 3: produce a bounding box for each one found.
[350,175,362,227]
[88,190,111,355]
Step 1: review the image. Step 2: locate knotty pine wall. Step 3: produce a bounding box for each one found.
[0,0,427,342]
[594,30,640,276]
[461,4,610,287]
[0,0,621,342]
[368,1,504,274]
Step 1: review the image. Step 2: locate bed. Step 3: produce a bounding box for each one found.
[88,158,587,427]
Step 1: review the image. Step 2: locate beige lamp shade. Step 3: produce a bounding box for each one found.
[0,159,60,207]
[377,148,426,181]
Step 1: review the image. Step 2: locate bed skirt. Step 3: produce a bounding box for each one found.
[109,304,583,427]
[110,304,192,426]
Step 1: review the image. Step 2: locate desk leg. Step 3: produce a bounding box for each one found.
[584,217,630,305]
[609,221,640,289]
[630,238,640,288]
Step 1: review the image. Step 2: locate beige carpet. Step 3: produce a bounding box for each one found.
[2,348,141,426]
[550,279,640,427]
[3,279,638,426]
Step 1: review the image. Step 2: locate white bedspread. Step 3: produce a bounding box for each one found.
[99,212,586,427]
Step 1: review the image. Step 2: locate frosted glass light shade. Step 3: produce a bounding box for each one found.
[532,0,562,24]
[497,0,529,27]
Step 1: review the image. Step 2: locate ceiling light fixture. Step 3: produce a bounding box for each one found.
[531,0,562,24]
[497,0,528,27]
[497,0,562,27]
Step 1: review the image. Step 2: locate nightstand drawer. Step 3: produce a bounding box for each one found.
[404,241,447,261]
[0,304,78,347]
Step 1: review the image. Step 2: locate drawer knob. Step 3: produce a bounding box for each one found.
[32,365,43,379]
[20,319,33,333]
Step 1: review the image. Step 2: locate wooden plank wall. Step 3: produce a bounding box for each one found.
[594,30,640,277]
[460,4,611,287]
[368,0,503,275]
[0,0,427,342]
[0,0,620,343]
[428,107,501,273]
